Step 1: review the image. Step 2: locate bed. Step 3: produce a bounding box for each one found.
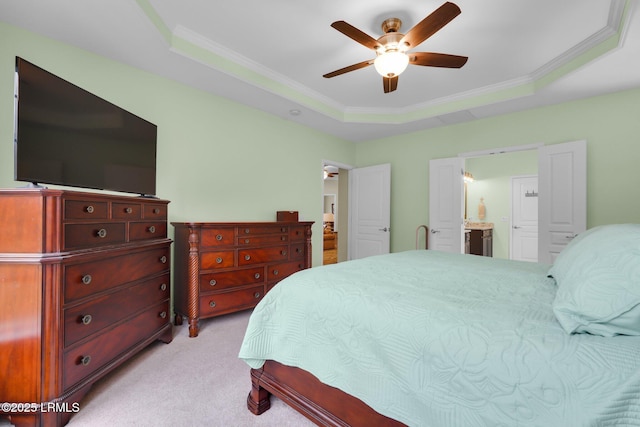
[239,224,640,426]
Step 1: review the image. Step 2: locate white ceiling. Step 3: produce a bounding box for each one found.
[1,0,639,142]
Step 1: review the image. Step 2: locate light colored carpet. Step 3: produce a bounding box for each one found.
[2,311,314,427]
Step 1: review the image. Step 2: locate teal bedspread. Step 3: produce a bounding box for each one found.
[239,250,640,426]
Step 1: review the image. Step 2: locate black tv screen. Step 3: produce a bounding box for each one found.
[14,57,157,196]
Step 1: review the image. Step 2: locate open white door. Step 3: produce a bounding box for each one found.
[538,140,587,264]
[428,157,464,253]
[349,163,391,260]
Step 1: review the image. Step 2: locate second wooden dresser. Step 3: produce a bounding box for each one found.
[172,221,313,337]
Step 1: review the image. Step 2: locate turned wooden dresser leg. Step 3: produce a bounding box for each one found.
[188,318,199,337]
[174,312,183,325]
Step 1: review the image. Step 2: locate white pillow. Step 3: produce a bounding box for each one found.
[549,224,640,336]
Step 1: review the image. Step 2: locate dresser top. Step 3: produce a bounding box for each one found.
[171,221,314,227]
[0,187,170,204]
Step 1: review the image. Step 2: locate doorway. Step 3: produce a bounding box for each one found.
[430,140,586,261]
[463,149,538,259]
[323,162,349,264]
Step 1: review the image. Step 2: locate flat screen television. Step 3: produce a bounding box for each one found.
[13,57,158,196]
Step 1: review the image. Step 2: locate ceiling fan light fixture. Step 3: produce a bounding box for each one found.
[374,51,409,77]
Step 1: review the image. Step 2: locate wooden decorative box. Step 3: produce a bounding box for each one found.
[276,211,299,221]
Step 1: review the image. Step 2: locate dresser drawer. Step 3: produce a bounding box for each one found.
[267,260,305,282]
[129,221,167,241]
[64,274,170,347]
[237,225,288,236]
[63,300,169,390]
[200,250,235,269]
[199,285,264,316]
[236,234,288,246]
[290,243,306,260]
[143,203,168,220]
[238,245,288,266]
[64,222,126,250]
[112,202,142,219]
[200,228,235,247]
[64,246,170,303]
[199,267,264,292]
[289,226,307,241]
[64,199,108,220]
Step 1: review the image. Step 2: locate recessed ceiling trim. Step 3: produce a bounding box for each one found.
[167,26,346,122]
[138,0,628,127]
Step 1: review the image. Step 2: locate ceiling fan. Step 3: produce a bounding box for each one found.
[323,2,468,93]
[324,166,339,179]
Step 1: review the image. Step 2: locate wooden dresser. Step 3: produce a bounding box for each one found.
[172,221,313,337]
[0,189,172,427]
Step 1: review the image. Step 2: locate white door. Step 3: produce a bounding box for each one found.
[538,140,587,264]
[510,175,538,262]
[428,157,464,253]
[349,163,391,260]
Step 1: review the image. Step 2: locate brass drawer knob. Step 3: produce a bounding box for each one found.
[153,208,160,214]
[82,274,92,285]
[80,355,91,366]
[244,255,251,261]
[254,292,261,299]
[244,239,250,244]
[216,234,223,241]
[148,226,156,233]
[209,301,216,308]
[280,250,287,256]
[281,236,286,241]
[125,207,133,214]
[273,269,279,276]
[96,228,107,238]
[244,228,250,234]
[254,273,260,279]
[160,283,167,291]
[209,279,217,286]
[160,256,167,264]
[85,205,94,214]
[81,314,92,325]
[216,257,223,264]
[296,248,301,253]
[159,311,167,319]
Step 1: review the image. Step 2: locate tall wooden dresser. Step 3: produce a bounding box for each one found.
[172,221,313,337]
[0,189,172,427]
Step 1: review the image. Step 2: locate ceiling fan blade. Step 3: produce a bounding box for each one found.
[383,76,398,93]
[323,59,374,78]
[331,21,382,51]
[400,2,461,49]
[410,52,468,68]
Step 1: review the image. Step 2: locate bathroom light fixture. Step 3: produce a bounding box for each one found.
[464,171,474,183]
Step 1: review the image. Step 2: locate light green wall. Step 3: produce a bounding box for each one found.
[466,151,538,259]
[0,23,356,267]
[356,88,640,253]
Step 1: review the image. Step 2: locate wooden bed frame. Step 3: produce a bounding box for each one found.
[247,360,405,427]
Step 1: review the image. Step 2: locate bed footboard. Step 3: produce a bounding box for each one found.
[247,360,405,427]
